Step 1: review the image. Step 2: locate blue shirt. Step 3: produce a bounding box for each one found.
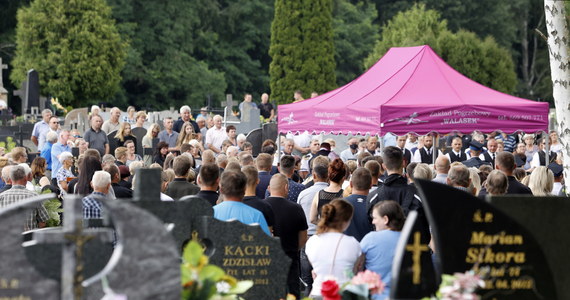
[41,142,53,170]
[158,130,179,148]
[51,142,70,178]
[360,230,401,300]
[264,178,306,203]
[213,201,271,236]
[344,194,372,241]
[82,192,106,219]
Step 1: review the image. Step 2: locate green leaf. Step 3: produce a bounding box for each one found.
[198,265,225,282]
[183,240,203,266]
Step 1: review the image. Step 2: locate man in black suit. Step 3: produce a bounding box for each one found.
[445,137,467,163]
[479,152,532,196]
[165,155,199,200]
[411,135,442,164]
[396,135,412,167]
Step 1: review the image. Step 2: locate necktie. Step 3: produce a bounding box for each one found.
[492,153,495,161]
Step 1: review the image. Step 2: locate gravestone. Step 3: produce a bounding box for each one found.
[107,130,118,155]
[236,105,260,135]
[13,80,27,111]
[194,216,291,300]
[0,57,8,102]
[262,122,278,144]
[64,107,89,132]
[488,195,570,299]
[415,179,557,299]
[18,194,181,299]
[24,69,40,114]
[246,128,262,156]
[131,127,147,157]
[132,168,214,250]
[0,194,59,299]
[391,211,438,299]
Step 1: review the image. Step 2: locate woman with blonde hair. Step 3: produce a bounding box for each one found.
[468,168,482,196]
[176,122,196,148]
[114,122,137,150]
[143,123,160,166]
[528,166,554,196]
[306,199,361,297]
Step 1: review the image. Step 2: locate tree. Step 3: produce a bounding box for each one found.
[544,0,570,193]
[365,4,518,94]
[11,0,126,107]
[333,0,379,85]
[269,0,336,104]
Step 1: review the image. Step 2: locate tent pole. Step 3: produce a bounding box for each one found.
[433,133,438,164]
[543,131,550,168]
[379,134,384,154]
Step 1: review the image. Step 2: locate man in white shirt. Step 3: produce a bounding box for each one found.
[445,137,467,163]
[31,109,52,150]
[340,137,359,162]
[480,138,498,168]
[205,115,228,153]
[102,107,121,134]
[411,135,442,163]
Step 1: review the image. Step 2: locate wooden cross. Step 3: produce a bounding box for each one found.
[406,231,429,284]
[0,57,7,87]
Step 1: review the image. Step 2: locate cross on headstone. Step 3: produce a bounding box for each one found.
[27,196,114,299]
[13,80,26,101]
[0,57,7,88]
[406,232,430,284]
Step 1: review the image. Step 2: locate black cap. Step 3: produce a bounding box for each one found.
[469,141,484,152]
[548,162,563,177]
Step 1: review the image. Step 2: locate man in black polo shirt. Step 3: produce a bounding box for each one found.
[265,174,308,299]
[196,163,220,206]
[242,165,275,233]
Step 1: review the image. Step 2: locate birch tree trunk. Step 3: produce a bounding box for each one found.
[544,0,570,194]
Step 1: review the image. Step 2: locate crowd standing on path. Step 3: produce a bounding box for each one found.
[0,102,565,299]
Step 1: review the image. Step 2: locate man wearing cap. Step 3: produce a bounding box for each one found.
[549,162,564,196]
[462,141,491,168]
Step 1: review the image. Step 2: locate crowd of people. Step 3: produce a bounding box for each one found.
[0,104,565,300]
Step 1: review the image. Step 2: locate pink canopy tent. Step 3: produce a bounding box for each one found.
[277,45,549,136]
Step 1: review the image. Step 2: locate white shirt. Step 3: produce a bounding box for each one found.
[205,126,228,151]
[306,232,361,296]
[553,182,563,196]
[445,150,464,161]
[286,131,312,148]
[479,152,497,162]
[411,147,443,163]
[339,148,358,162]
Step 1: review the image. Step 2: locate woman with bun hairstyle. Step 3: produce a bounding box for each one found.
[309,158,347,224]
[305,199,361,297]
[358,200,406,300]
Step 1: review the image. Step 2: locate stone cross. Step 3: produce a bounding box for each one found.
[28,196,114,300]
[0,57,7,87]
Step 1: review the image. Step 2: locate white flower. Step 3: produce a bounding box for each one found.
[216,281,231,294]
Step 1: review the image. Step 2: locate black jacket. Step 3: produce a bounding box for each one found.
[112,182,133,199]
[479,176,532,197]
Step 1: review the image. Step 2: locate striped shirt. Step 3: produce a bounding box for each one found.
[0,185,49,231]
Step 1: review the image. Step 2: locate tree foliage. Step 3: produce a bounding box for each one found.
[333,0,378,85]
[365,4,517,94]
[269,0,336,104]
[11,0,126,107]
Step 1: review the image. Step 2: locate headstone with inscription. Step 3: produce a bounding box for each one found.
[489,195,570,299]
[391,211,438,299]
[415,179,557,299]
[24,69,40,114]
[194,216,291,300]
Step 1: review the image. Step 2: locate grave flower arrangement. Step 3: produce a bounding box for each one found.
[317,270,384,300]
[181,239,253,300]
[421,270,485,300]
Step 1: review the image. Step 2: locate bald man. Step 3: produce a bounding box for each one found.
[432,156,450,184]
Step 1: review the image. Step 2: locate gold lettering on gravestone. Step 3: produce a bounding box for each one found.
[405,232,429,285]
[221,235,272,285]
[0,278,31,300]
[465,211,534,291]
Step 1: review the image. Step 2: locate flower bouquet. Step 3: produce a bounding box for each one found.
[320,270,384,300]
[181,239,253,300]
[422,270,485,300]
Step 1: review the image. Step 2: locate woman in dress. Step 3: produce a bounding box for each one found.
[124,140,142,166]
[359,200,406,300]
[310,158,347,224]
[142,123,160,166]
[306,199,361,297]
[56,152,75,195]
[115,122,137,150]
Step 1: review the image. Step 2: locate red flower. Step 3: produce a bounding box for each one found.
[321,280,341,300]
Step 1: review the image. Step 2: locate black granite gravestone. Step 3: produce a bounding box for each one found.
[415,179,557,299]
[194,216,291,300]
[391,211,438,299]
[25,69,40,114]
[107,130,118,155]
[131,127,147,157]
[0,195,59,300]
[262,122,278,144]
[489,195,569,299]
[246,128,262,156]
